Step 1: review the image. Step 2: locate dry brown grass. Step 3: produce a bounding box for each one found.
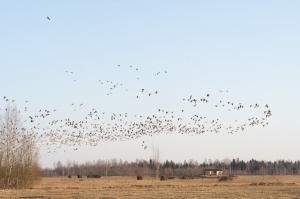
[0,175,300,198]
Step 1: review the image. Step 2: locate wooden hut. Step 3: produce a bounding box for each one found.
[203,168,223,176]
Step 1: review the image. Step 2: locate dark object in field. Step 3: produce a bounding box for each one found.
[87,174,101,178]
[137,176,143,180]
[181,176,194,179]
[77,175,82,178]
[250,182,289,186]
[160,176,167,181]
[68,175,71,178]
[168,176,176,180]
[218,175,236,181]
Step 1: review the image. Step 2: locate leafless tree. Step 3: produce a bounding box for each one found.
[152,143,160,179]
[66,160,72,176]
[0,104,40,189]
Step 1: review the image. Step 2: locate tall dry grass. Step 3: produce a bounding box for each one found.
[0,175,299,198]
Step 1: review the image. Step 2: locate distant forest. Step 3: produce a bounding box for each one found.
[43,158,300,177]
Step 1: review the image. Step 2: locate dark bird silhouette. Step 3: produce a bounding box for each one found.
[47,16,50,20]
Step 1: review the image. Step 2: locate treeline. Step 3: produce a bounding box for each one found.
[44,158,300,177]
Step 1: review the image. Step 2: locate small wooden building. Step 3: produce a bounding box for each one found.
[203,168,223,176]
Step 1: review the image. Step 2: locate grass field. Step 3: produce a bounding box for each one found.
[1,175,300,198]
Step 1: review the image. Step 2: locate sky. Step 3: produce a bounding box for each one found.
[1,1,300,168]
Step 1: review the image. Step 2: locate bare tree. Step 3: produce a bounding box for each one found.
[152,143,160,179]
[0,104,40,189]
[66,160,72,176]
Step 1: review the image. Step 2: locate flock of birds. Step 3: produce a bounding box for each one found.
[0,63,272,155]
[0,16,273,154]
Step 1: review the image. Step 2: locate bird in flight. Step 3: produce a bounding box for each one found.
[47,16,50,20]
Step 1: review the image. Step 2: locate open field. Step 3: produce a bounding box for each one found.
[1,175,300,199]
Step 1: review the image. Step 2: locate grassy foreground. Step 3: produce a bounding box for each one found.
[0,175,300,198]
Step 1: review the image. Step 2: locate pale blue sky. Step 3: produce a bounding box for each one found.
[1,1,300,168]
